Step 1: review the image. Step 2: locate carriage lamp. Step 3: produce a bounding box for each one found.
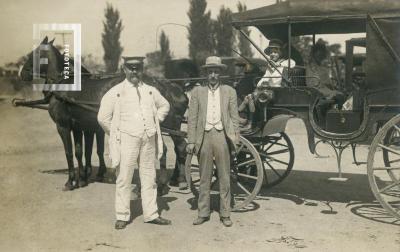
[255,86,274,104]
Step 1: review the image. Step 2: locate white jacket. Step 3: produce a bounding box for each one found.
[97,79,170,168]
[257,59,296,87]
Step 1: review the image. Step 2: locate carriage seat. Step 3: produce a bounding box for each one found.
[282,66,307,87]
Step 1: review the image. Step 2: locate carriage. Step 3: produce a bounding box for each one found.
[13,0,400,219]
[214,0,400,218]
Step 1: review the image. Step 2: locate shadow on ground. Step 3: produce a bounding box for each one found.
[347,202,400,226]
[260,170,376,203]
[130,196,178,221]
[39,167,400,224]
[39,166,176,185]
[256,170,400,225]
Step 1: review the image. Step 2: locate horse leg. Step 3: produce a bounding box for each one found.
[171,135,188,189]
[157,142,170,196]
[95,129,107,180]
[84,130,94,180]
[169,162,180,187]
[169,140,181,187]
[73,129,86,188]
[56,125,75,191]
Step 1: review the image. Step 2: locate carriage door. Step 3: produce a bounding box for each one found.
[365,15,400,106]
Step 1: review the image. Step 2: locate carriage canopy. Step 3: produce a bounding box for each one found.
[231,0,400,38]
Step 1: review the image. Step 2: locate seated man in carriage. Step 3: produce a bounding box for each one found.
[305,39,346,123]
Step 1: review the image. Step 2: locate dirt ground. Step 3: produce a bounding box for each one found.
[0,92,399,252]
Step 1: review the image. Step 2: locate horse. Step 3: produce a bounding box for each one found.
[18,37,189,192]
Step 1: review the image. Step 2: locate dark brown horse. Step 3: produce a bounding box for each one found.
[18,37,188,191]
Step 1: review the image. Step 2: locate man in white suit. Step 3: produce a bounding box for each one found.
[98,56,171,229]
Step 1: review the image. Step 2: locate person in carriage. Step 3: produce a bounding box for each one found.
[256,38,297,88]
[237,39,296,130]
[305,39,346,123]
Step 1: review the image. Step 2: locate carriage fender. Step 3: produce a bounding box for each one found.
[261,115,293,136]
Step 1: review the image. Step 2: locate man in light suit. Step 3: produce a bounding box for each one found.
[98,56,171,229]
[186,56,240,227]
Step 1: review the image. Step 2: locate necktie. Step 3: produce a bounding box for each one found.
[133,83,141,102]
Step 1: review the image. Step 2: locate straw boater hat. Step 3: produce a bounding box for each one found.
[201,56,227,70]
[264,39,284,54]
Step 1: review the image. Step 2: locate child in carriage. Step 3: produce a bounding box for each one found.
[238,39,296,131]
[256,39,296,88]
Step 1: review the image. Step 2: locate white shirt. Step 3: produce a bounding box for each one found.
[205,86,223,131]
[119,79,160,137]
[257,59,296,87]
[97,79,170,166]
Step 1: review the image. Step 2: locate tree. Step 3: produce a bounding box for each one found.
[82,53,105,73]
[159,30,172,63]
[145,51,164,78]
[215,6,234,57]
[291,36,313,64]
[187,0,214,65]
[327,43,342,56]
[102,3,123,73]
[236,2,253,57]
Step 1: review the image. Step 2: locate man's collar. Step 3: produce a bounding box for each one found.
[125,78,143,87]
[208,82,220,92]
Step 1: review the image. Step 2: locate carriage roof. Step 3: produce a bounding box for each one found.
[232,0,400,93]
[231,0,400,38]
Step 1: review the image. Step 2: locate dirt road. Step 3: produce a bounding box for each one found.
[0,96,399,252]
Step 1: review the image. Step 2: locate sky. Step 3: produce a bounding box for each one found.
[0,0,364,66]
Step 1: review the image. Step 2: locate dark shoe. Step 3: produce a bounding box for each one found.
[220,217,233,227]
[146,217,172,225]
[157,184,170,196]
[169,179,179,187]
[115,220,129,230]
[63,180,75,191]
[179,181,188,190]
[78,179,88,188]
[193,216,210,225]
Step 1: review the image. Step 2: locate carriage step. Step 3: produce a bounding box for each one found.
[328,177,348,182]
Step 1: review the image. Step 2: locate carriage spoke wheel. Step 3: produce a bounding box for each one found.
[231,136,264,211]
[257,132,294,188]
[189,136,263,211]
[367,115,400,219]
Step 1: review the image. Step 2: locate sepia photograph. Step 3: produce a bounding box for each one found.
[0,0,399,251]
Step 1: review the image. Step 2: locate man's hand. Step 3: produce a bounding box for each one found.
[186,143,195,154]
[243,94,250,104]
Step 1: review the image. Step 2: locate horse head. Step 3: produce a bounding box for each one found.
[20,36,63,83]
[20,36,90,83]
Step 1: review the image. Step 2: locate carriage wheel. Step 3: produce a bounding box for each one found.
[256,132,295,188]
[367,115,400,219]
[189,136,263,211]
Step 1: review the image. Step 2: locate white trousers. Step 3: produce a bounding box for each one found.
[115,132,159,222]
